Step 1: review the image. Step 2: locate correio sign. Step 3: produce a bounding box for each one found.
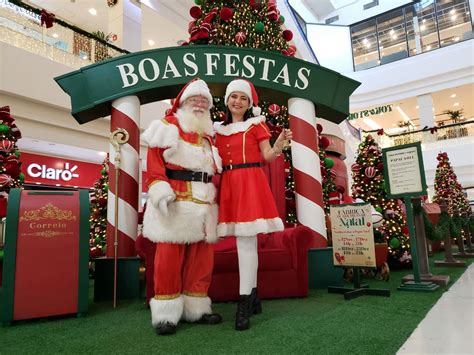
[55,45,360,124]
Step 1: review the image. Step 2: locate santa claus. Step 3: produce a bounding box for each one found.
[141,78,222,336]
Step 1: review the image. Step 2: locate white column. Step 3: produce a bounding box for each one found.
[417,94,435,129]
[108,0,142,52]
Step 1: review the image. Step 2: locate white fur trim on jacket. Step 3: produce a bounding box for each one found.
[141,118,179,150]
[143,201,219,244]
[217,217,284,237]
[150,295,184,327]
[213,116,265,136]
[163,139,216,175]
[148,181,175,209]
[182,295,212,322]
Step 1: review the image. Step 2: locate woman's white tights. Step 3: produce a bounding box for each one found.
[236,236,258,295]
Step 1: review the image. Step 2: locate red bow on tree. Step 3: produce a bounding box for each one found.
[40,9,55,29]
[266,121,283,140]
[377,128,384,136]
[429,127,438,134]
[189,8,218,42]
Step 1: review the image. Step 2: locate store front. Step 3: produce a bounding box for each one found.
[20,152,103,190]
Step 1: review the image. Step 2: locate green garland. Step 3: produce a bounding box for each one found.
[450,214,462,239]
[8,0,128,54]
[413,204,442,241]
[436,211,451,240]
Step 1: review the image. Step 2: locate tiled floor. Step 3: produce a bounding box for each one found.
[397,263,474,355]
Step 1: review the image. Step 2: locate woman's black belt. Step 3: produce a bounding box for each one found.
[222,162,261,171]
[165,168,212,183]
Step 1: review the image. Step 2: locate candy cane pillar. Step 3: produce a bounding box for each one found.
[288,98,327,239]
[106,96,140,256]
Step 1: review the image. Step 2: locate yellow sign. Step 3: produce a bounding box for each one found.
[330,203,376,267]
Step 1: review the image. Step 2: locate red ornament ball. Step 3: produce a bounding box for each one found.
[365,167,376,178]
[235,31,246,44]
[351,163,361,172]
[220,7,233,21]
[189,6,202,19]
[0,140,14,153]
[283,30,293,41]
[336,185,346,194]
[250,0,262,9]
[319,136,331,149]
[268,104,280,117]
[0,174,12,187]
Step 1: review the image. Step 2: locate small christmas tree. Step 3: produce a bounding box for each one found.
[433,152,469,215]
[89,156,109,258]
[0,106,24,194]
[351,135,410,266]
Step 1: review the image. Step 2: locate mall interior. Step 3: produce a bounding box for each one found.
[0,0,473,353]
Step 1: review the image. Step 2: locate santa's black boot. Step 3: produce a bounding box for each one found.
[155,322,177,336]
[235,295,251,331]
[250,287,262,315]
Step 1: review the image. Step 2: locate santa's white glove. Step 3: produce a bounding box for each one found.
[148,181,175,216]
[157,194,175,217]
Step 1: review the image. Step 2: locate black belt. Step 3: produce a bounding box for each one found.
[165,168,212,183]
[222,163,261,171]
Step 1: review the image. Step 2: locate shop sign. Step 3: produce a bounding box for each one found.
[348,104,393,120]
[330,203,376,268]
[0,0,40,22]
[21,152,102,188]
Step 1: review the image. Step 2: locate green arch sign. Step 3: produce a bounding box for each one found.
[55,45,360,124]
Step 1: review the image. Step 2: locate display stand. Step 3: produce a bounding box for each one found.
[402,198,450,286]
[382,143,439,292]
[452,212,474,258]
[328,267,390,300]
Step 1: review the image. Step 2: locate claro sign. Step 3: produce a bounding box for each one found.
[21,152,102,188]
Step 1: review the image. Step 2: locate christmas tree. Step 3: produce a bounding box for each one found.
[0,106,24,193]
[89,156,109,258]
[187,0,298,222]
[433,152,469,215]
[351,135,410,266]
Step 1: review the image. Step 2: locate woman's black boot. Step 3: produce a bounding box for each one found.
[235,295,251,331]
[251,287,262,315]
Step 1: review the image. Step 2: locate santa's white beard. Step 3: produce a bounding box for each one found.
[175,107,213,135]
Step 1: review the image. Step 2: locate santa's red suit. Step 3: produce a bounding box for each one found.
[141,80,222,329]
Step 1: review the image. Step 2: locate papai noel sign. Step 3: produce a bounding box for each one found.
[56,45,360,124]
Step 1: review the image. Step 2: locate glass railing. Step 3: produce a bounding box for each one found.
[0,0,128,69]
[364,120,474,148]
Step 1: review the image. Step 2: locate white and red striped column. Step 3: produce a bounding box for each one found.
[288,97,327,240]
[106,96,140,257]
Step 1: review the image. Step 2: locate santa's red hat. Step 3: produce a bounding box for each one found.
[224,79,262,116]
[167,78,213,115]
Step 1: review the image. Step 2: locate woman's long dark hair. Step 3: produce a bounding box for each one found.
[222,107,252,125]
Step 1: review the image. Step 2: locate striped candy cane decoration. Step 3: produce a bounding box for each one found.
[288,98,327,239]
[106,96,140,257]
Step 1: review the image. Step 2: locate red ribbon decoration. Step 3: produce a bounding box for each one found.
[40,9,55,29]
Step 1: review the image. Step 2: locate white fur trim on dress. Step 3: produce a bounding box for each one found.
[163,139,216,175]
[148,181,175,209]
[141,119,179,150]
[217,217,284,237]
[150,295,184,327]
[143,201,219,244]
[182,295,212,322]
[213,116,265,136]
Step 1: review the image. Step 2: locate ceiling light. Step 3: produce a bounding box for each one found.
[389,29,395,35]
[451,15,457,21]
[416,106,419,109]
[380,45,384,49]
[89,8,97,16]
[147,39,155,46]
[82,55,88,60]
[363,117,382,130]
[52,33,59,38]
[420,24,426,31]
[450,9,455,15]
[363,38,368,44]
[450,94,456,98]
[36,182,42,185]
[391,34,398,40]
[422,19,426,23]
[98,151,107,156]
[454,36,460,41]
[366,43,371,48]
[454,102,459,106]
[55,184,61,187]
[426,45,431,50]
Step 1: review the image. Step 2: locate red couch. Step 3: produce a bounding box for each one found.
[135,225,323,304]
[209,225,319,301]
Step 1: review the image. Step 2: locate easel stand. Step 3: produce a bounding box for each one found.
[398,196,439,292]
[328,268,390,300]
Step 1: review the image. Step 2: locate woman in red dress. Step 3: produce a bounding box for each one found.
[214,79,292,331]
